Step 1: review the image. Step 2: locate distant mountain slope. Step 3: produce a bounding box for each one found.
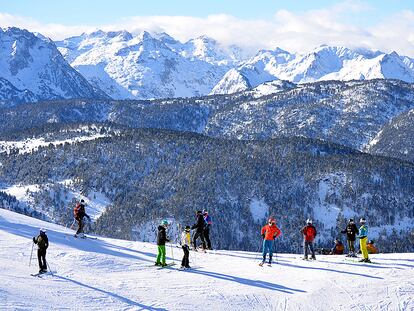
[0,79,413,159]
[211,46,414,94]
[366,108,414,163]
[0,27,109,106]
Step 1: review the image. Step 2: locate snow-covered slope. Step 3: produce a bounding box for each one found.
[211,46,414,94]
[1,208,413,310]
[56,30,233,99]
[0,27,108,106]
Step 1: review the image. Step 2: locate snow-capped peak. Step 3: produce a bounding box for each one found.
[0,27,107,105]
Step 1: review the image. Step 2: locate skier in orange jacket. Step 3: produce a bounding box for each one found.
[259,217,282,266]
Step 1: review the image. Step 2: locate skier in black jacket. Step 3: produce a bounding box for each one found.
[191,211,206,251]
[74,199,90,238]
[33,228,49,273]
[341,218,358,257]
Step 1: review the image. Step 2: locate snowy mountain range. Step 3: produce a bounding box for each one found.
[211,46,414,94]
[2,27,414,103]
[0,27,108,106]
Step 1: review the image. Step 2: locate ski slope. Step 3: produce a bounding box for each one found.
[0,208,413,311]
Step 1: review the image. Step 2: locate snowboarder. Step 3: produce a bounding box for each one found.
[329,238,344,255]
[180,225,191,269]
[301,219,317,260]
[203,209,213,250]
[259,217,282,266]
[155,220,170,267]
[191,211,206,251]
[357,218,370,263]
[74,199,90,238]
[32,228,49,274]
[341,218,358,257]
[366,240,378,254]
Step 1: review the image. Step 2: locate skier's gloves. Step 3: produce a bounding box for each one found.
[261,234,265,239]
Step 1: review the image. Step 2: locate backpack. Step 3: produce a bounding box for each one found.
[74,203,82,218]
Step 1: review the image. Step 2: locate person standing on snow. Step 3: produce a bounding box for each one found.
[259,217,282,266]
[301,219,317,260]
[341,218,358,257]
[203,210,213,250]
[357,218,371,263]
[155,220,170,267]
[74,199,90,238]
[33,228,49,274]
[191,211,207,251]
[180,226,191,269]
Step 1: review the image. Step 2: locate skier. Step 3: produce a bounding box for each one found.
[180,225,191,269]
[74,199,90,238]
[357,218,371,263]
[301,219,317,260]
[366,240,378,254]
[191,211,206,251]
[32,228,49,274]
[155,220,170,267]
[341,218,358,257]
[329,238,344,255]
[203,209,213,250]
[259,217,281,266]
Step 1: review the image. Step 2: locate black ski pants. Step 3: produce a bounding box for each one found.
[204,227,212,250]
[37,248,47,270]
[193,230,206,250]
[347,239,355,253]
[76,217,84,234]
[181,245,190,267]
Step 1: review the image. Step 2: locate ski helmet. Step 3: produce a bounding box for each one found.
[306,219,313,224]
[196,210,202,215]
[161,219,169,226]
[40,228,47,233]
[185,225,191,232]
[349,218,354,223]
[268,217,275,224]
[202,209,208,215]
[80,199,85,203]
[359,218,366,224]
[368,240,374,244]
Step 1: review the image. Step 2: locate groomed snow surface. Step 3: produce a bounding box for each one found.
[1,209,413,311]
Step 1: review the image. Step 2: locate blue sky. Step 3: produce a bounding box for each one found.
[1,0,412,26]
[1,0,414,56]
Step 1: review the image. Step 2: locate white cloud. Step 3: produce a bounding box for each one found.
[1,3,414,57]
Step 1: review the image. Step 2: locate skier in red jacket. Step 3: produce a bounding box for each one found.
[259,217,282,266]
[301,219,317,260]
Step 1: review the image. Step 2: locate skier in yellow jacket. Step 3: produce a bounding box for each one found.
[180,226,191,269]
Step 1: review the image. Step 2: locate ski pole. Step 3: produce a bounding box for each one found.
[273,240,278,264]
[69,218,76,230]
[29,242,34,267]
[254,240,262,262]
[170,242,175,264]
[47,261,54,276]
